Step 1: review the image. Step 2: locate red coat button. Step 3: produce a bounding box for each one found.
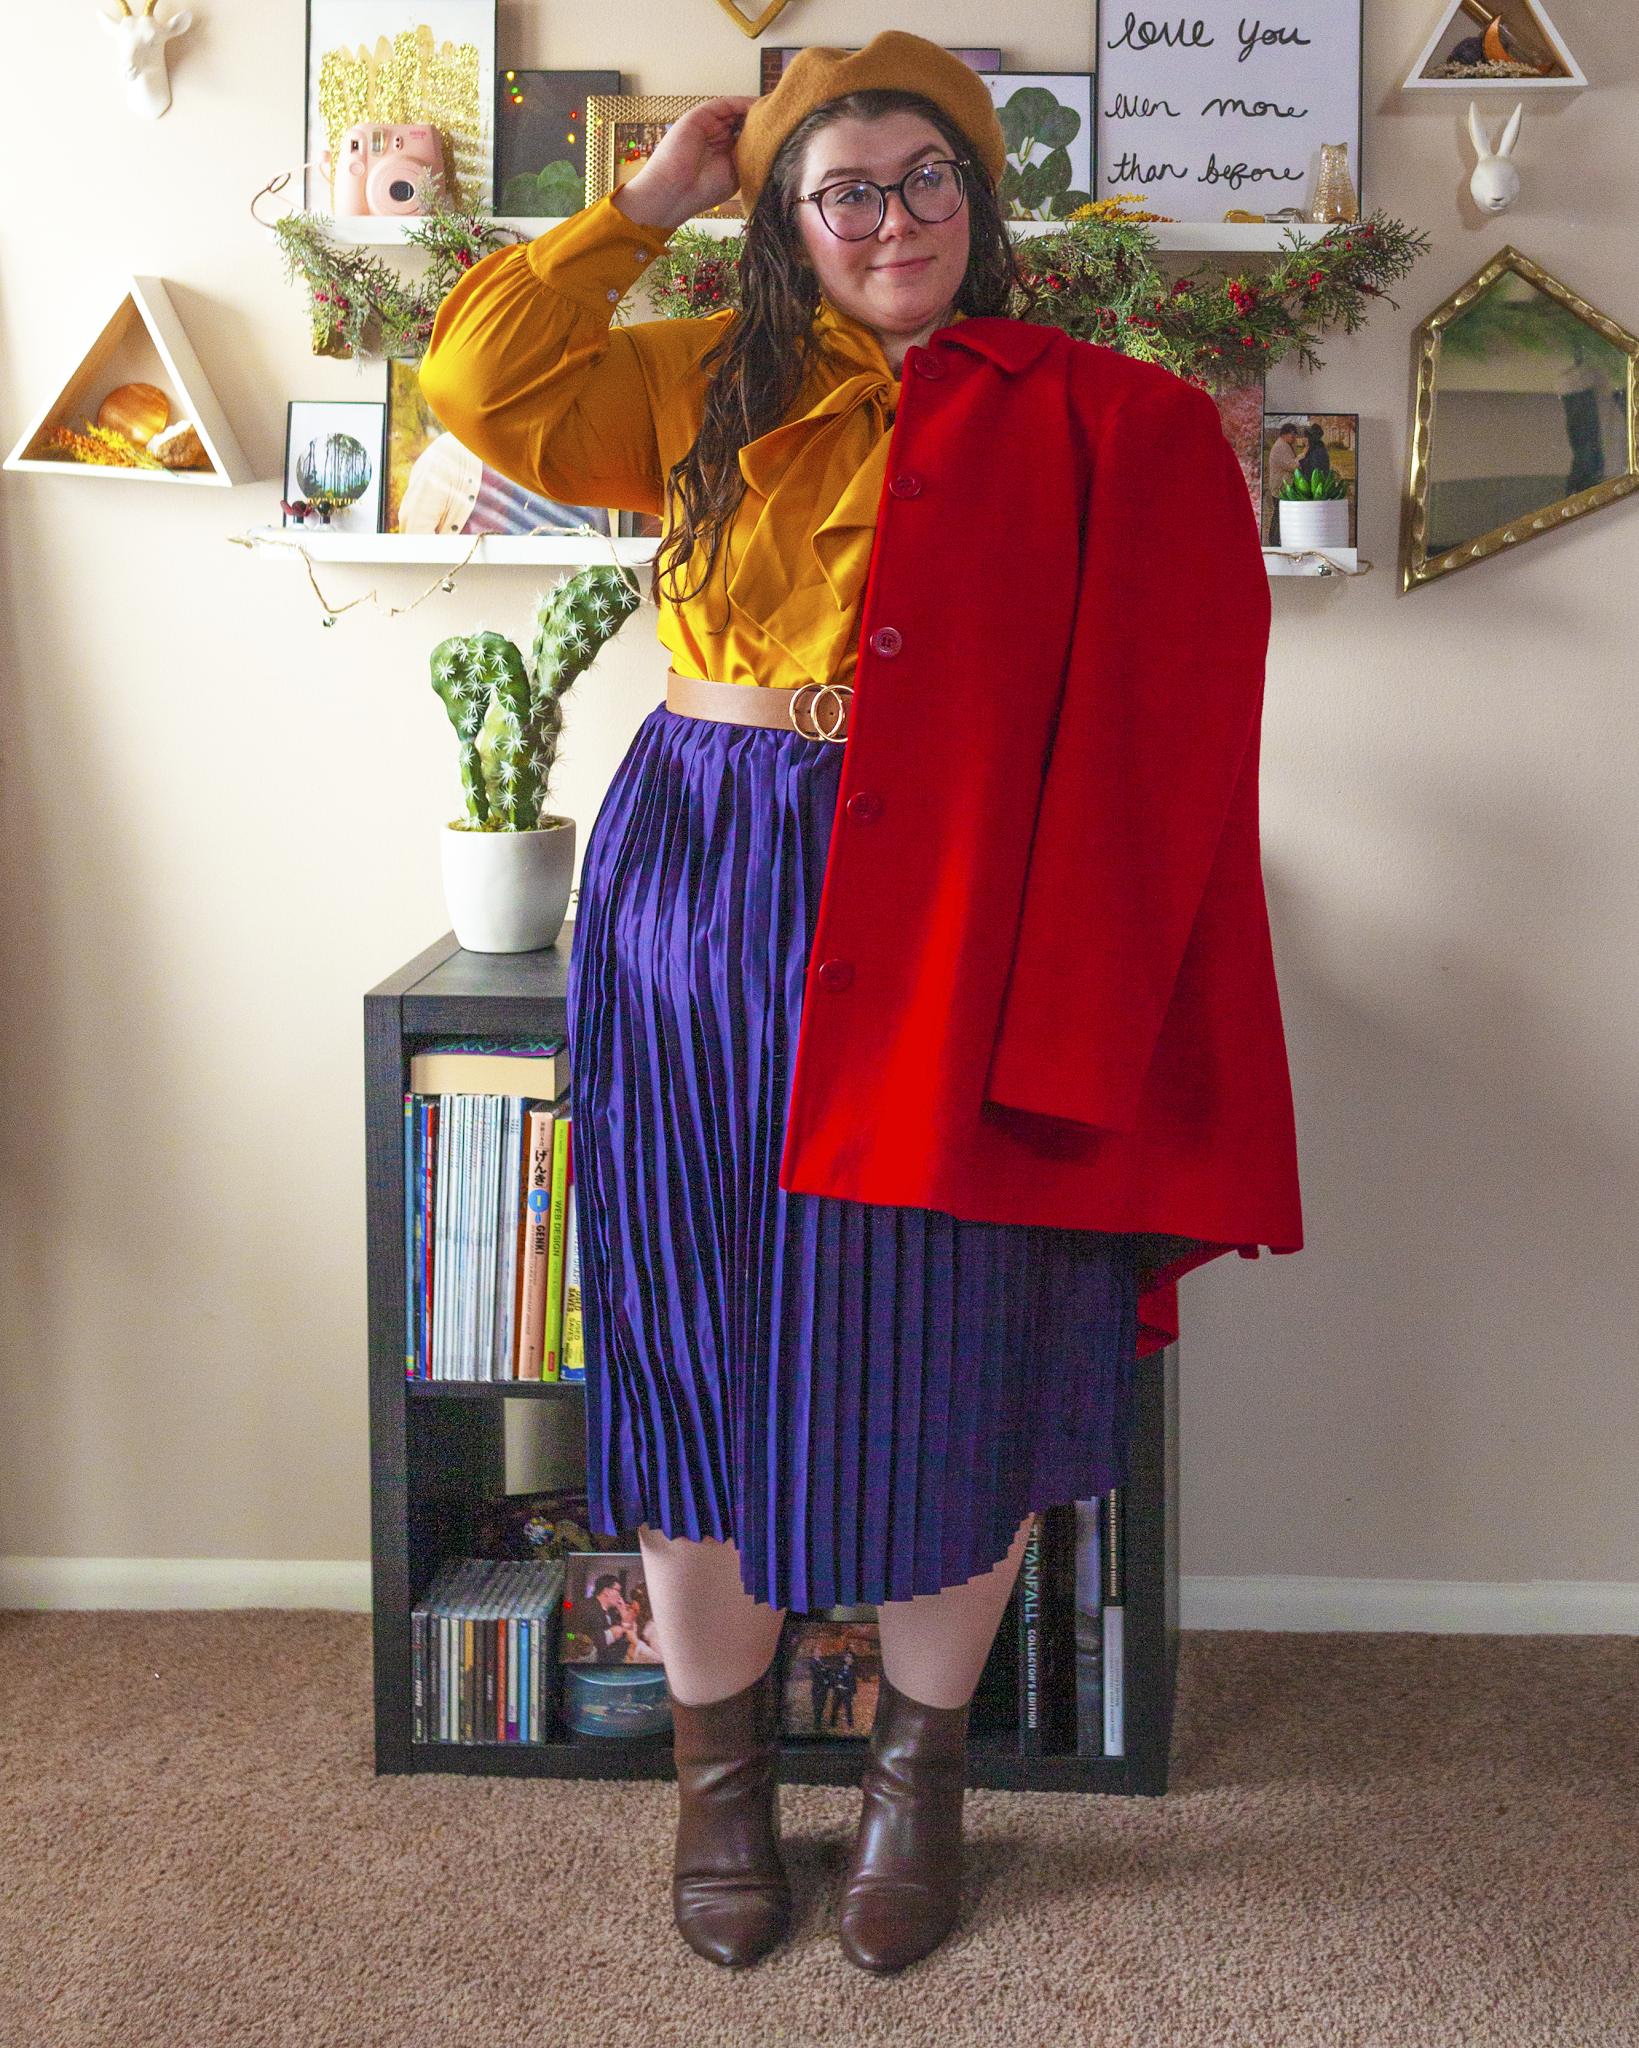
[913,353,946,380]
[868,626,903,658]
[888,473,923,499]
[846,792,883,825]
[817,958,854,992]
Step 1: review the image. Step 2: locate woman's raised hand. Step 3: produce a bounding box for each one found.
[613,96,758,235]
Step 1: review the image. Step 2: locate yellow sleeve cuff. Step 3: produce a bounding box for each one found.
[524,193,673,314]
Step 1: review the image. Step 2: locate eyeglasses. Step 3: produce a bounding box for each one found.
[796,158,969,241]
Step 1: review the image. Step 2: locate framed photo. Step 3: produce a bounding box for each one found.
[585,95,741,219]
[496,68,619,217]
[283,399,385,532]
[977,74,1094,221]
[1093,0,1363,222]
[1262,412,1358,547]
[781,1612,882,1739]
[1214,383,1267,520]
[304,1,496,215]
[558,1553,663,1665]
[759,47,1001,94]
[385,362,610,538]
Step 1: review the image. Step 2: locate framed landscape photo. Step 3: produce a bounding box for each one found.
[496,68,619,217]
[304,0,497,215]
[759,47,1001,93]
[586,94,741,219]
[1093,0,1363,222]
[1262,411,1358,546]
[978,74,1095,221]
[283,399,385,532]
[385,362,610,536]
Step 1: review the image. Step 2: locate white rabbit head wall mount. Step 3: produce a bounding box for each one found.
[1468,102,1523,215]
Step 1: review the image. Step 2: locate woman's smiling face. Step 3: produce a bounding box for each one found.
[791,111,971,364]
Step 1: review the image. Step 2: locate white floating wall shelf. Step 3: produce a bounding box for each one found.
[4,276,251,486]
[1403,0,1586,91]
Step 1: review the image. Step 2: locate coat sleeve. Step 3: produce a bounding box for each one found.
[417,196,716,515]
[984,373,1272,1134]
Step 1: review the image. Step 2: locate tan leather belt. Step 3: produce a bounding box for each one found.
[667,668,853,744]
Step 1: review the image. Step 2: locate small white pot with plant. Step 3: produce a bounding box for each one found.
[1277,467,1353,552]
[432,565,640,953]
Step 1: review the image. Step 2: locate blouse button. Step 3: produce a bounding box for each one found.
[605,288,620,304]
[868,626,903,658]
[817,959,855,993]
[913,353,947,380]
[634,247,649,261]
[888,474,923,499]
[846,792,883,825]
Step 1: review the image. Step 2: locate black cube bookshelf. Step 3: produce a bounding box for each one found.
[366,932,1179,1792]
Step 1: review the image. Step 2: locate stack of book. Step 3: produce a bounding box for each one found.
[411,1556,565,1744]
[1015,1491,1125,1759]
[403,1039,584,1382]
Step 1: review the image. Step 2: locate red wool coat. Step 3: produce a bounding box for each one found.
[776,318,1302,1346]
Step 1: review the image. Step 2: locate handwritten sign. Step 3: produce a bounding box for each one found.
[1094,3,1362,218]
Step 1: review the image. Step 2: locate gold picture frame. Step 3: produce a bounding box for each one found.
[1401,245,1639,592]
[584,94,742,218]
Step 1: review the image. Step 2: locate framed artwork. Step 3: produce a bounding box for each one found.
[385,362,610,538]
[304,0,496,215]
[781,1613,882,1740]
[558,1553,662,1665]
[283,399,386,532]
[1262,412,1358,546]
[977,74,1095,221]
[1093,0,1363,222]
[585,94,742,218]
[1214,383,1267,519]
[759,47,1001,94]
[496,68,619,217]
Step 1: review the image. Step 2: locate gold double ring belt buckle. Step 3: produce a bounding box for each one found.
[788,682,853,744]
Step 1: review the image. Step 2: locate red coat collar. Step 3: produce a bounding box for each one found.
[923,317,1060,375]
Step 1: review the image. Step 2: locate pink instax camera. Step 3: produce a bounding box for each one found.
[328,123,445,216]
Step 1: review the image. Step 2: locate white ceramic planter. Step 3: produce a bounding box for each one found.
[440,817,576,954]
[1278,497,1352,551]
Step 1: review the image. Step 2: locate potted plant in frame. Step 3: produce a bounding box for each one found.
[432,565,640,953]
[1277,466,1353,552]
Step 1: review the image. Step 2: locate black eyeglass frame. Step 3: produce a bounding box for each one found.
[794,158,972,241]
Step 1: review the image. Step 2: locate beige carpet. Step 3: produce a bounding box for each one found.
[2,1613,1636,2048]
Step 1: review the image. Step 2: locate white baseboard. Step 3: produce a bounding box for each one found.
[1182,1575,1639,1634]
[0,1557,372,1612]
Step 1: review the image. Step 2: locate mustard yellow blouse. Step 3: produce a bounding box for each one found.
[419,194,903,691]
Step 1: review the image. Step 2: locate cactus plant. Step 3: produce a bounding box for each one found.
[431,566,641,833]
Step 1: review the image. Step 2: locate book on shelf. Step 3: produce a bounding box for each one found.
[1017,1505,1076,1755]
[406,1091,582,1382]
[410,1037,570,1101]
[1075,1496,1104,1758]
[1102,1488,1126,1759]
[560,1176,584,1382]
[411,1556,565,1744]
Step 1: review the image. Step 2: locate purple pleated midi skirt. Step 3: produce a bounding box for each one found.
[567,703,1138,1611]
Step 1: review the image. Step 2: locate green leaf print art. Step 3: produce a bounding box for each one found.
[987,77,1094,222]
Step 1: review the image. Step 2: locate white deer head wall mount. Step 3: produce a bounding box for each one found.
[98,0,193,121]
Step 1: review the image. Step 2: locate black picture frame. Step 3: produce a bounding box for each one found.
[282,398,387,532]
[495,67,621,217]
[759,47,1001,94]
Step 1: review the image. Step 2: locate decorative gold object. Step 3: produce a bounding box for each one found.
[97,381,169,446]
[585,95,741,218]
[1308,144,1358,224]
[711,0,794,35]
[1401,246,1639,591]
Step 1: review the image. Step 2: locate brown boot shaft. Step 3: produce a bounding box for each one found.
[670,1669,790,1967]
[839,1676,969,1972]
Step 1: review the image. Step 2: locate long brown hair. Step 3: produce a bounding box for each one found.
[655,88,1024,607]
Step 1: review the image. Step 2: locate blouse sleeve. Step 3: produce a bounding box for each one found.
[417,195,720,516]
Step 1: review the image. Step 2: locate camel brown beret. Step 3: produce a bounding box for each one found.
[735,31,1007,213]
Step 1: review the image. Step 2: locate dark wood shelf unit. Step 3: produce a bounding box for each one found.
[366,933,1180,1795]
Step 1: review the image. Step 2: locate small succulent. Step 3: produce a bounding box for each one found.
[431,565,641,832]
[1279,467,1352,502]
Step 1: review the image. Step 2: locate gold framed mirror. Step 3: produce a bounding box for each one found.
[1401,247,1639,591]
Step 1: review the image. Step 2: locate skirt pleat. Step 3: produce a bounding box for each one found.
[569,704,1138,1611]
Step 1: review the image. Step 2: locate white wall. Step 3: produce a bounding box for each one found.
[1,0,1634,1603]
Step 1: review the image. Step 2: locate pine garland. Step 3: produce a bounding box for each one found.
[271,204,523,362]
[646,214,1429,389]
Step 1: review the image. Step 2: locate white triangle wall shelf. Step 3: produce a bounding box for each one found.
[4,276,251,487]
[1404,0,1587,90]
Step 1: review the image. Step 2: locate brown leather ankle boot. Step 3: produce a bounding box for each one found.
[669,1669,790,1967]
[838,1675,969,1972]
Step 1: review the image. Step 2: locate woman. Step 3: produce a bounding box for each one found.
[422,33,1300,1974]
